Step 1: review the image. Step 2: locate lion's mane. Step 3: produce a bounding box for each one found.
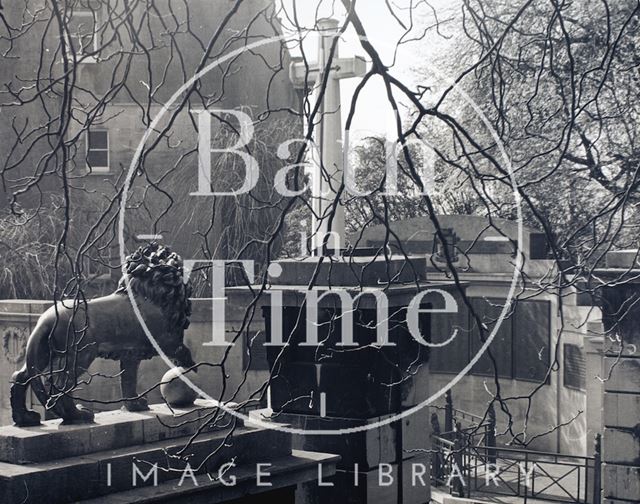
[116,243,192,333]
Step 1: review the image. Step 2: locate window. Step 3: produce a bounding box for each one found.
[86,130,109,173]
[564,344,586,390]
[66,9,100,62]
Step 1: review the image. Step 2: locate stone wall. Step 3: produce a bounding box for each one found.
[425,274,601,456]
[600,278,640,503]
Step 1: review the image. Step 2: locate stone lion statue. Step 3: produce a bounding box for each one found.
[10,243,196,426]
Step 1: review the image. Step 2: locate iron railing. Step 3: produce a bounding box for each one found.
[430,391,602,503]
[431,426,601,504]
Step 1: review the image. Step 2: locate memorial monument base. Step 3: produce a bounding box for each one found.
[0,400,338,503]
[245,254,447,504]
[251,409,431,504]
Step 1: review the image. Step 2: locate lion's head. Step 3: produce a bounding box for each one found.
[116,243,192,334]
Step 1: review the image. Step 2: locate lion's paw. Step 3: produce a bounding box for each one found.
[62,406,95,425]
[14,409,41,427]
[124,397,149,412]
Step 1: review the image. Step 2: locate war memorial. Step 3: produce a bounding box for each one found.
[0,1,639,503]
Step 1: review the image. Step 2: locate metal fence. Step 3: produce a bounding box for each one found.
[430,391,602,504]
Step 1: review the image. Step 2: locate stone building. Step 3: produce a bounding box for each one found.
[593,251,640,503]
[357,215,602,456]
[0,0,300,293]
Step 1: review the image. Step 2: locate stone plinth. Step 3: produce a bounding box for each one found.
[0,400,234,464]
[251,408,432,502]
[251,255,445,504]
[0,401,339,503]
[596,273,640,503]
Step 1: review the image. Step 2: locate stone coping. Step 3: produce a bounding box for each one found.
[0,400,241,464]
[266,255,427,286]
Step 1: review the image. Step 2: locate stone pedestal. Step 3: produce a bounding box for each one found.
[252,410,432,504]
[0,400,339,503]
[597,273,640,503]
[254,256,458,504]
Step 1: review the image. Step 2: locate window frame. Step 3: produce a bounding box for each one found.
[64,9,100,63]
[85,129,110,174]
[563,343,586,391]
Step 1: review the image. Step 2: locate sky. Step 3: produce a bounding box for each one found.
[277,0,462,137]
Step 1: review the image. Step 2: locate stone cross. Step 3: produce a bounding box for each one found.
[289,18,366,255]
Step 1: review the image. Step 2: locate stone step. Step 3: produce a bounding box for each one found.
[312,459,431,504]
[81,450,340,504]
[0,424,291,504]
[0,400,241,464]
